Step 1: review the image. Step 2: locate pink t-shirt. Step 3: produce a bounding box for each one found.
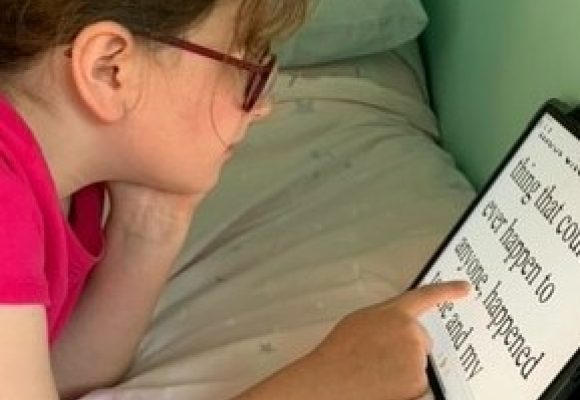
[0,94,104,346]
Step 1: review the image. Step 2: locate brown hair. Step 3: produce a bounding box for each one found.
[0,0,308,73]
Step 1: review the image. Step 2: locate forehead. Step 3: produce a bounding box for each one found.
[185,0,243,50]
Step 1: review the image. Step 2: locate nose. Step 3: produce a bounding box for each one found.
[250,97,273,121]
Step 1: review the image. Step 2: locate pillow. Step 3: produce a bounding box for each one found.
[277,0,428,67]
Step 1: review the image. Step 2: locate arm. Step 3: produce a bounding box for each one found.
[0,306,60,400]
[50,208,192,400]
[50,180,469,400]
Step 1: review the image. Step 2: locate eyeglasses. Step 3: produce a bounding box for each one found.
[65,33,277,113]
[140,33,278,113]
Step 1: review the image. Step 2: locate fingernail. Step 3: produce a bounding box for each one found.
[449,280,471,294]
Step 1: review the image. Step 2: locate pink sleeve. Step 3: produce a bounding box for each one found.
[69,182,105,260]
[0,164,48,305]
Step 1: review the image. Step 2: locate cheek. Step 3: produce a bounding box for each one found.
[211,100,246,144]
[174,64,246,143]
[208,72,249,145]
[139,63,251,193]
[176,84,246,153]
[168,87,245,192]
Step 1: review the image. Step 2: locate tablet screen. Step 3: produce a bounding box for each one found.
[417,105,580,400]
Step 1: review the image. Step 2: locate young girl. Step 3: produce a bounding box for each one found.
[0,1,469,399]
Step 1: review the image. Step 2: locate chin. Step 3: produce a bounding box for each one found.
[169,172,221,196]
[148,157,225,195]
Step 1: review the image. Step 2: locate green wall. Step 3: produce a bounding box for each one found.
[421,0,580,189]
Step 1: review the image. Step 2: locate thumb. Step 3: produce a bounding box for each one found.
[392,281,471,317]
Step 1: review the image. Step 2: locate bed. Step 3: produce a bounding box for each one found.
[78,5,476,400]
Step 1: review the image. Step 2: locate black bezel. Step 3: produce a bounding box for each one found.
[409,99,580,400]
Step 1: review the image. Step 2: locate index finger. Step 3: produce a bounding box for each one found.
[394,281,471,316]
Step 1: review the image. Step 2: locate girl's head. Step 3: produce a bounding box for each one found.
[0,0,307,195]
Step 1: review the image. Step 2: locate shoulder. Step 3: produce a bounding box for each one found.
[0,149,48,304]
[0,143,44,264]
[0,145,41,229]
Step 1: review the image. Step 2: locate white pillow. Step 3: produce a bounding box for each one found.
[277,0,428,67]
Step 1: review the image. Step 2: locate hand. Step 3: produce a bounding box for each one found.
[105,181,206,244]
[299,281,470,400]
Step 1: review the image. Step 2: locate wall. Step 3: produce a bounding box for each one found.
[421,0,580,189]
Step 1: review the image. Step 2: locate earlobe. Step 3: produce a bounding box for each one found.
[69,21,137,122]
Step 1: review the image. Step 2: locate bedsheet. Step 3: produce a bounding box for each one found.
[80,61,475,400]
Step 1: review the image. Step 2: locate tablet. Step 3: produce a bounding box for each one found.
[411,100,580,400]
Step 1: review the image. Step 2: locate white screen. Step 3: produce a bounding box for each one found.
[420,113,580,400]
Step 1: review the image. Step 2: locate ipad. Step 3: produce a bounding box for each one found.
[411,100,580,400]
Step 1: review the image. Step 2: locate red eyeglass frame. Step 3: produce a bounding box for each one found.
[66,31,277,113]
[65,32,277,112]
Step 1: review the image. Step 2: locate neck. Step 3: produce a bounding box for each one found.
[11,91,114,199]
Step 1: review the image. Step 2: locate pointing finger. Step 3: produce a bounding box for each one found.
[393,281,471,317]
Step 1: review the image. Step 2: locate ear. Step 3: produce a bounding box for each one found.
[69,21,140,122]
